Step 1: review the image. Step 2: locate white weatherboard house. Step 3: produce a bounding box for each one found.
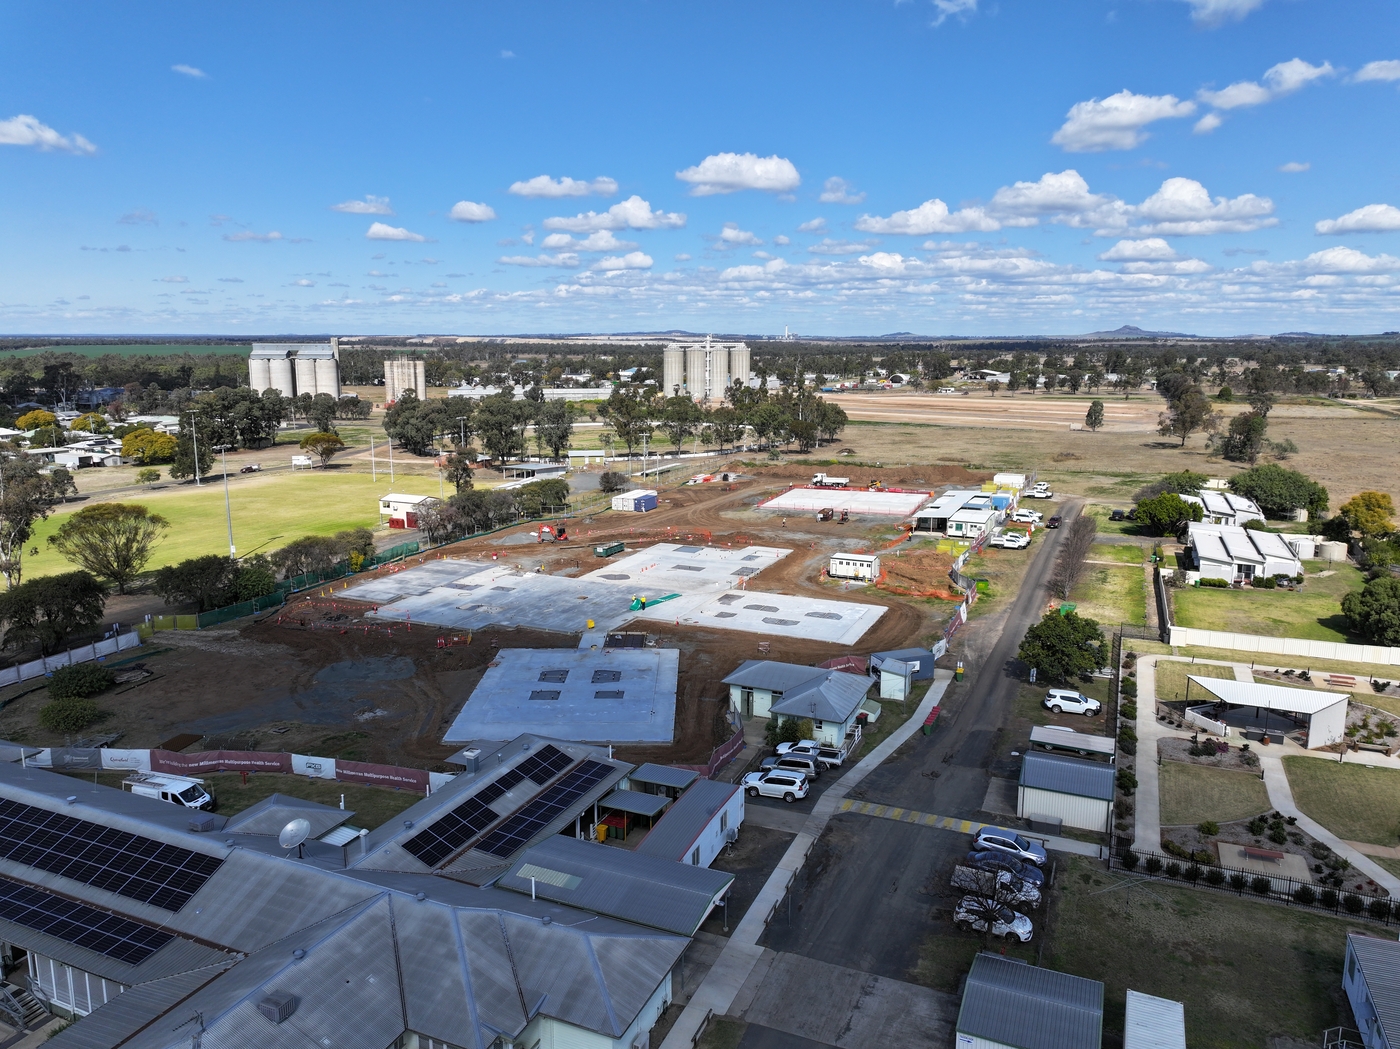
[1345,933,1400,1049]
[1183,490,1265,527]
[722,660,873,747]
[1017,752,1115,833]
[1186,522,1303,583]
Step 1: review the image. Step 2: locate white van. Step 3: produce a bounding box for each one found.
[122,773,216,811]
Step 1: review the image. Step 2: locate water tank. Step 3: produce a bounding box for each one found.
[294,354,318,398]
[314,356,340,399]
[268,356,296,398]
[663,346,685,398]
[685,346,707,399]
[1319,540,1349,562]
[248,356,272,393]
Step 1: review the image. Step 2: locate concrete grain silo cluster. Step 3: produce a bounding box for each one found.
[247,340,342,398]
[661,336,751,403]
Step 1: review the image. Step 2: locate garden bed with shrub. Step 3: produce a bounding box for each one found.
[1158,736,1261,771]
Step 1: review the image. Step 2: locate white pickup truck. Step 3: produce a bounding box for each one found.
[811,473,850,487]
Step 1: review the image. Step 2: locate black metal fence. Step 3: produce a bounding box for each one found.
[1109,847,1399,926]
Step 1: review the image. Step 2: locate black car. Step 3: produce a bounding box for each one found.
[965,850,1046,886]
[1047,516,1062,529]
[1109,509,1126,521]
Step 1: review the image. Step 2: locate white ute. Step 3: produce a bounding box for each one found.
[122,772,216,811]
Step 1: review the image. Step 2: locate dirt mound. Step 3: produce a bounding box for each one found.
[876,546,962,600]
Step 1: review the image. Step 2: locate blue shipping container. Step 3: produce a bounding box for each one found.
[635,494,658,511]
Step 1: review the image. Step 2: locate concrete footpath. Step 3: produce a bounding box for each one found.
[658,669,953,1049]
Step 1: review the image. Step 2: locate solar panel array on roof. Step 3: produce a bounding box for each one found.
[0,876,173,965]
[476,760,612,858]
[0,798,221,911]
[516,744,572,784]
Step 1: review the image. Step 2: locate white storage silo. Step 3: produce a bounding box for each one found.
[708,345,730,401]
[294,353,318,398]
[663,345,685,398]
[247,354,272,393]
[314,355,341,399]
[685,346,707,399]
[728,343,751,396]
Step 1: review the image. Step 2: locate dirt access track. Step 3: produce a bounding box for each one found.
[0,463,970,772]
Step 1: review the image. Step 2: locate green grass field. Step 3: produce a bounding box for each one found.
[1089,542,1145,564]
[24,469,448,579]
[1069,564,1147,628]
[1159,760,1271,825]
[1173,561,1365,644]
[1153,659,1239,703]
[1283,757,1400,847]
[5,344,250,358]
[1046,856,1351,1049]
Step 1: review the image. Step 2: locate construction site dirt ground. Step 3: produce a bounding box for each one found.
[0,463,971,772]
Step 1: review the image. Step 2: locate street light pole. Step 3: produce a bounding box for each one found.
[184,410,203,487]
[220,447,235,558]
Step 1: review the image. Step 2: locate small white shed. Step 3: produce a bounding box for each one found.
[828,552,880,581]
[1124,989,1186,1049]
[1017,752,1115,833]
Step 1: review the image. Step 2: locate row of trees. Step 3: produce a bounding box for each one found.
[416,480,571,544]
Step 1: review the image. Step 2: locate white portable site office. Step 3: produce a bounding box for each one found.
[828,553,880,581]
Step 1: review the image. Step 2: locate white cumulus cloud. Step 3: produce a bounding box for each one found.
[1098,238,1178,261]
[172,64,207,78]
[594,252,653,271]
[1127,177,1276,235]
[988,170,1111,226]
[540,230,638,252]
[1279,161,1310,173]
[499,253,579,268]
[1315,204,1400,235]
[367,222,427,242]
[797,218,827,233]
[774,234,790,246]
[1353,60,1400,83]
[1181,0,1266,26]
[855,198,999,235]
[0,114,97,154]
[1198,59,1334,110]
[718,223,762,246]
[1051,91,1196,152]
[332,195,394,215]
[1299,246,1400,274]
[808,239,879,255]
[933,0,979,26]
[819,177,866,204]
[676,152,800,196]
[543,195,685,232]
[293,278,316,287]
[1194,112,1224,134]
[159,275,189,283]
[508,175,618,198]
[223,230,282,242]
[449,200,497,223]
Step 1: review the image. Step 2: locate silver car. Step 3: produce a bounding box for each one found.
[953,896,1034,942]
[973,828,1048,867]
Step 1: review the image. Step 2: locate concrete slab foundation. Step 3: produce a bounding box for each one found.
[759,487,931,517]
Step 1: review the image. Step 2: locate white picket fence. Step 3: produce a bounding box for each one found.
[1169,625,1400,668]
[0,631,142,688]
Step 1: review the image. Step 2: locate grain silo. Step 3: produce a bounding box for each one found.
[294,352,319,398]
[708,345,730,401]
[247,350,273,393]
[728,342,751,394]
[250,344,297,397]
[385,357,426,402]
[685,345,707,399]
[663,344,686,398]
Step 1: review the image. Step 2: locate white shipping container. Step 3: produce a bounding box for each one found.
[611,489,658,512]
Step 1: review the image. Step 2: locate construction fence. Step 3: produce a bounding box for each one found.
[0,632,144,688]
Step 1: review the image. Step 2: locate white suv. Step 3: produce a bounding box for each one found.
[1042,688,1102,716]
[742,770,810,803]
[1009,509,1042,523]
[972,828,1048,866]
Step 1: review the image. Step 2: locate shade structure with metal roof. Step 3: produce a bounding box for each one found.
[636,780,742,867]
[957,953,1104,1049]
[1186,676,1348,749]
[628,763,699,794]
[497,835,733,936]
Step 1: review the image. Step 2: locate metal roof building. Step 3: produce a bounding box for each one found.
[1345,933,1400,1049]
[1186,676,1348,749]
[723,660,873,724]
[1123,989,1187,1049]
[636,779,743,869]
[956,953,1104,1049]
[0,739,695,1049]
[1017,753,1115,834]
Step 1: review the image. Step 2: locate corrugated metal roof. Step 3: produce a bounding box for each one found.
[635,780,740,862]
[1028,726,1115,756]
[1188,676,1347,716]
[628,763,698,791]
[957,953,1103,1049]
[497,836,732,936]
[220,794,353,838]
[721,660,828,693]
[770,667,874,723]
[1350,933,1400,1048]
[1019,753,1115,801]
[46,962,236,1049]
[599,789,671,817]
[1124,989,1186,1049]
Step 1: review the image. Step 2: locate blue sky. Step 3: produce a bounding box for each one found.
[2,0,1398,337]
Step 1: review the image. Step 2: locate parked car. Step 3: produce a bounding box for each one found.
[952,896,1034,942]
[239,463,262,474]
[1109,508,1126,521]
[950,865,1042,908]
[1043,688,1102,716]
[777,741,845,768]
[1026,489,1054,499]
[964,850,1046,887]
[989,531,1030,549]
[742,770,809,803]
[1046,516,1062,528]
[776,739,819,755]
[972,828,1048,867]
[1009,509,1042,524]
[763,754,820,778]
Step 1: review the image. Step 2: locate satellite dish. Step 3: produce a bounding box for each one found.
[279,818,311,853]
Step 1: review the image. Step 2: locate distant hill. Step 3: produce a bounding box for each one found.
[1075,324,1199,340]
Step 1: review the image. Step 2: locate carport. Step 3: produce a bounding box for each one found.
[1184,676,1348,749]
